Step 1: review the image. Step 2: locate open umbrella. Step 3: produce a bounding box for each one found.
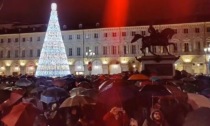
[128,74,149,81]
[0,89,11,104]
[77,81,92,89]
[187,93,210,110]
[183,107,210,126]
[200,88,210,98]
[60,95,95,108]
[40,87,69,104]
[1,102,40,126]
[53,79,66,87]
[0,89,25,111]
[15,78,32,87]
[3,86,22,91]
[80,89,98,100]
[97,82,138,107]
[69,87,86,97]
[138,84,172,107]
[30,85,46,94]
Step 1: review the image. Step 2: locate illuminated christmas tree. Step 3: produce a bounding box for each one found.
[35,3,70,77]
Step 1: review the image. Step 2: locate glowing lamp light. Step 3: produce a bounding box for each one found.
[14,67,19,71]
[29,66,34,70]
[6,63,11,67]
[121,58,127,64]
[1,67,5,70]
[183,58,191,63]
[20,62,25,66]
[132,64,136,68]
[174,64,177,67]
[69,62,73,65]
[94,65,99,69]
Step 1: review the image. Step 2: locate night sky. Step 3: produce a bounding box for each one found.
[0,0,210,28]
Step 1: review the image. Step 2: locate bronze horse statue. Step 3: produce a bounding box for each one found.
[131,28,177,56]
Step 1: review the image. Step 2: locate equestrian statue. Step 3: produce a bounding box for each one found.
[131,25,177,56]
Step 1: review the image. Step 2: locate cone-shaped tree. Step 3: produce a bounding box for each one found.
[35,3,70,77]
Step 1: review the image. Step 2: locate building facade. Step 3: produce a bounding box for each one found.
[0,22,210,75]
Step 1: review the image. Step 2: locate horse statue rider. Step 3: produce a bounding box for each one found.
[148,25,160,44]
[131,25,176,56]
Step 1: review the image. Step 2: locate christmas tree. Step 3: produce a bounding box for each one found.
[35,3,70,77]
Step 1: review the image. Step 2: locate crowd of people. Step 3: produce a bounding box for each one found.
[0,70,209,126]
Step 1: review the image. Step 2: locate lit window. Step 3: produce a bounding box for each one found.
[195,28,200,33]
[94,33,98,38]
[77,47,81,56]
[184,43,189,52]
[69,48,73,56]
[77,35,80,39]
[131,45,136,54]
[69,35,72,40]
[183,29,188,34]
[131,31,136,36]
[122,32,126,36]
[104,33,108,37]
[8,38,11,43]
[112,32,117,37]
[103,46,107,55]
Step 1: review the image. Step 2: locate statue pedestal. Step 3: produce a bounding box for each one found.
[136,55,179,79]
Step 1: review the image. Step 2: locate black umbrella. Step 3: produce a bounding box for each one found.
[200,88,210,98]
[97,82,138,107]
[138,84,172,107]
[15,78,32,87]
[0,89,11,104]
[80,89,98,100]
[40,87,69,104]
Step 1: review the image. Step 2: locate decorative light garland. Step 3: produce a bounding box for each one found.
[35,3,70,77]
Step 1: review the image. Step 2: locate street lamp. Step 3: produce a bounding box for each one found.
[204,46,210,75]
[86,49,95,75]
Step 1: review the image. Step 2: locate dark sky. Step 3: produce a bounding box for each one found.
[0,0,210,28]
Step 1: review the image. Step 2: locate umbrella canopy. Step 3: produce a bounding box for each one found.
[69,87,86,97]
[200,88,210,98]
[128,74,149,81]
[181,77,196,82]
[187,93,210,110]
[97,82,138,107]
[183,107,210,126]
[80,89,98,100]
[77,81,92,89]
[40,87,69,104]
[60,95,95,108]
[0,89,11,104]
[138,84,172,107]
[110,74,123,80]
[1,102,40,126]
[3,86,22,91]
[53,79,66,87]
[15,78,32,87]
[0,89,24,111]
[30,85,46,94]
[98,80,114,91]
[164,85,187,100]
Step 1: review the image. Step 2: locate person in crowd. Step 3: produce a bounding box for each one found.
[44,103,65,126]
[103,106,129,126]
[142,109,169,126]
[129,118,138,126]
[66,107,81,126]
